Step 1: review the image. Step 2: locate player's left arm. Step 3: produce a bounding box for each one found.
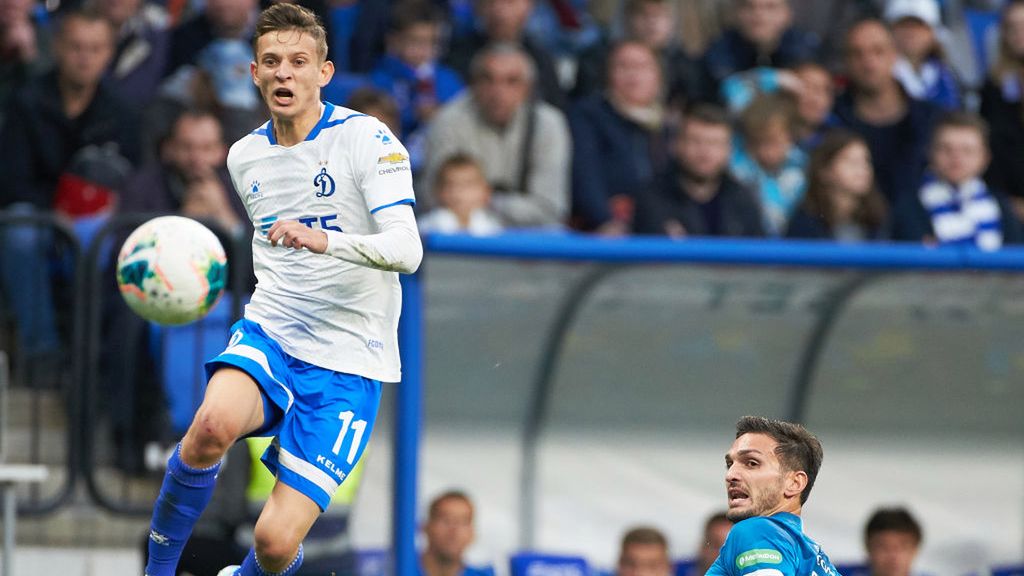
[712,518,799,576]
[267,205,422,273]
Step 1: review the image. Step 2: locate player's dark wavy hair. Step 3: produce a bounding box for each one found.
[735,416,823,505]
[254,3,328,62]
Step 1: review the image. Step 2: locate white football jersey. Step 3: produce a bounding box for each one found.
[226,102,416,382]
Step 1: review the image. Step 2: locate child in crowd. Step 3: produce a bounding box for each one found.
[419,153,504,236]
[371,0,463,138]
[730,92,807,236]
[885,0,961,110]
[893,112,1023,249]
[787,130,888,241]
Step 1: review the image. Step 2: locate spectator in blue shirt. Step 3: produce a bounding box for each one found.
[371,1,464,139]
[885,0,962,111]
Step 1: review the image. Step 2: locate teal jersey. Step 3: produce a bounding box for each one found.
[707,513,841,576]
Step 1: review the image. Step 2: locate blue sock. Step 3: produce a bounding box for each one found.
[144,444,221,576]
[238,543,304,575]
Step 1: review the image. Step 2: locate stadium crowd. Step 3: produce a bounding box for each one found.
[3,0,1024,359]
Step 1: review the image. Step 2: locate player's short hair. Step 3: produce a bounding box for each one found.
[865,507,923,546]
[620,526,669,554]
[388,0,446,34]
[931,110,990,147]
[427,489,474,521]
[469,42,536,85]
[735,416,823,505]
[253,3,328,62]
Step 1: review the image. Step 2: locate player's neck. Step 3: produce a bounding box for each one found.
[272,102,324,147]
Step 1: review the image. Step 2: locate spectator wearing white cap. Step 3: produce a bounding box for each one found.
[885,0,963,110]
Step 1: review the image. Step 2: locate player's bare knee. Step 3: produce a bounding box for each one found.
[253,526,301,568]
[182,408,237,463]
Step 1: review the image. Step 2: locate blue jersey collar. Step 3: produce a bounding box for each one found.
[264,102,336,145]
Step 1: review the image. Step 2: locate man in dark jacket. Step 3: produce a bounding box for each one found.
[635,104,765,237]
[700,0,819,103]
[0,8,138,367]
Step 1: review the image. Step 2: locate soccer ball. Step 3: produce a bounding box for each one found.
[116,216,228,326]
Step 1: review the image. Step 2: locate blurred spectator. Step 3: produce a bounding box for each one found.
[981,0,1024,220]
[699,0,819,104]
[573,0,699,106]
[863,507,923,576]
[371,1,463,141]
[885,0,962,110]
[348,0,450,73]
[788,0,880,71]
[893,111,1023,248]
[833,18,939,204]
[730,92,807,236]
[634,103,764,237]
[120,109,246,236]
[420,153,503,235]
[95,0,171,106]
[346,86,402,135]
[420,490,495,576]
[570,40,668,233]
[617,526,672,576]
[0,8,137,370]
[786,129,888,240]
[792,61,836,150]
[685,511,732,576]
[444,0,567,109]
[425,43,570,228]
[0,0,51,124]
[164,0,258,77]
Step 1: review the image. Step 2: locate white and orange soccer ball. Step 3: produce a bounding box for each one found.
[116,216,228,326]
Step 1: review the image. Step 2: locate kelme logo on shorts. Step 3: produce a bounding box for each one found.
[735,549,783,569]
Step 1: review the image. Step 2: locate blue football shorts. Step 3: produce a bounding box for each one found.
[205,318,382,512]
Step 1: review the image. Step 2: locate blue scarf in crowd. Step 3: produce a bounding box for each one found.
[919,174,1002,250]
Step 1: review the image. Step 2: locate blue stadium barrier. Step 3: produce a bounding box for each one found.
[397,233,1024,570]
[989,566,1024,576]
[509,552,591,576]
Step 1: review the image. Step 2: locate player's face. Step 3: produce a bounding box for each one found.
[252,29,333,122]
[618,542,671,576]
[724,433,791,522]
[424,497,474,563]
[867,531,919,576]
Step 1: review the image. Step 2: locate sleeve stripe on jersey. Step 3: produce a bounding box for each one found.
[370,198,416,214]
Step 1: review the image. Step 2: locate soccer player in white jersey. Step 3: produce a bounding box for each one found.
[143,5,422,576]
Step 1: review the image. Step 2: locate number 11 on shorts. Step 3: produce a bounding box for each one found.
[332,410,367,465]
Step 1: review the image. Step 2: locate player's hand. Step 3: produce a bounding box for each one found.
[267,220,329,254]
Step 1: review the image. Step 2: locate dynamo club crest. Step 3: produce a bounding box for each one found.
[314,167,336,198]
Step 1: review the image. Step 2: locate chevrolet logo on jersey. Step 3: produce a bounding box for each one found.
[377,152,408,165]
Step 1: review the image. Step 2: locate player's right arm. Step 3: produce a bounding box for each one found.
[705,518,799,576]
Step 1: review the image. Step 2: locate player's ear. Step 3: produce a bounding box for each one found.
[251,61,259,86]
[784,470,808,500]
[319,59,335,88]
